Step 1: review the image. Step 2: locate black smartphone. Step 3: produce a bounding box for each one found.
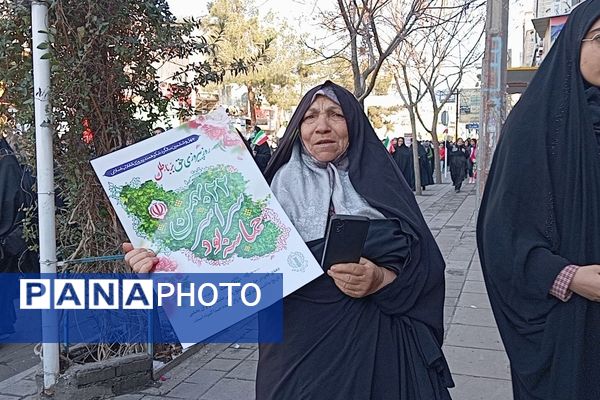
[321,214,370,270]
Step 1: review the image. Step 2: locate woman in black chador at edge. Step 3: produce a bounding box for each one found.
[477,1,600,399]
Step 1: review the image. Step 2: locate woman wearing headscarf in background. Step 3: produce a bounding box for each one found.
[477,1,600,399]
[448,138,469,192]
[392,136,415,189]
[258,81,453,399]
[412,140,434,191]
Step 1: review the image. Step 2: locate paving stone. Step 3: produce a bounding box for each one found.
[443,345,511,380]
[445,324,504,351]
[186,369,226,390]
[444,306,456,321]
[0,380,37,396]
[247,350,259,361]
[226,361,257,381]
[166,381,210,399]
[457,292,492,309]
[452,306,498,328]
[231,343,257,350]
[466,268,485,282]
[217,348,254,360]
[201,358,242,372]
[114,395,144,400]
[462,280,487,294]
[445,280,465,291]
[444,297,459,307]
[450,374,513,400]
[200,378,255,400]
[445,269,467,281]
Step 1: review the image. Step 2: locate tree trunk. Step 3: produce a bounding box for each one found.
[430,111,442,183]
[409,109,422,195]
[247,83,257,126]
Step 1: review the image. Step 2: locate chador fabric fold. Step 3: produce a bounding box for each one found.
[477,1,600,399]
[258,81,453,400]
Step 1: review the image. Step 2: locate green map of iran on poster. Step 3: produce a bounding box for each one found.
[114,164,290,267]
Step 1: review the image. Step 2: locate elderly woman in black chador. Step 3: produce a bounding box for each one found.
[257,81,452,399]
[124,81,453,399]
[477,1,600,399]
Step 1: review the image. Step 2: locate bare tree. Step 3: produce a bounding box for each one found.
[305,0,477,106]
[392,0,485,184]
[393,61,428,195]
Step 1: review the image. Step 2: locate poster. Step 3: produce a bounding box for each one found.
[91,109,323,341]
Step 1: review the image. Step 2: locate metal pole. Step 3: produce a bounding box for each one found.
[31,0,60,392]
[477,0,509,203]
[455,90,460,142]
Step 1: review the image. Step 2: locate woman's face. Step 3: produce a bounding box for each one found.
[300,95,349,162]
[581,18,600,87]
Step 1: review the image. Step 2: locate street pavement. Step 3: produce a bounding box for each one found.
[0,180,513,400]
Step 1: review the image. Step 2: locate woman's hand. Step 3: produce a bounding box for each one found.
[569,264,600,301]
[327,257,396,298]
[122,242,158,273]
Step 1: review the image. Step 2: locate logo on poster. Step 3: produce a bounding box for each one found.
[288,252,307,272]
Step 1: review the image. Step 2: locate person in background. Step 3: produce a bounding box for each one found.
[250,125,272,173]
[447,138,469,193]
[0,135,37,338]
[468,138,477,184]
[477,2,600,399]
[393,137,414,189]
[413,140,434,191]
[153,127,166,135]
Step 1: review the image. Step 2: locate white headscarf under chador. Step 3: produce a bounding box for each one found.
[270,92,382,242]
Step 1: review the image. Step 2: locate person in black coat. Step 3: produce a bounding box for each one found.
[477,3,600,399]
[392,137,415,189]
[447,138,469,192]
[249,126,272,173]
[0,137,37,337]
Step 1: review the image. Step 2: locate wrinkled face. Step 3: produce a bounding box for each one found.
[300,95,349,162]
[581,18,600,87]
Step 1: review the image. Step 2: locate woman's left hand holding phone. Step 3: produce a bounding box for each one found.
[123,242,158,273]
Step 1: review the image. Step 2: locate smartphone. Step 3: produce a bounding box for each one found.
[321,214,370,270]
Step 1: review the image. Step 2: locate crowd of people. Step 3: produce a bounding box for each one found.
[384,136,477,192]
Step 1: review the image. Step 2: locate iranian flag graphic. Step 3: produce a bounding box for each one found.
[382,137,395,153]
[252,129,268,146]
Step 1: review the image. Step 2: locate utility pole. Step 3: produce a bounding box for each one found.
[477,0,509,203]
[31,0,60,393]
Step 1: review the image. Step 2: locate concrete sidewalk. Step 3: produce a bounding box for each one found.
[0,181,513,400]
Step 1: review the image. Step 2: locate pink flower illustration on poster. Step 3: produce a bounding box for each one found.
[154,256,178,272]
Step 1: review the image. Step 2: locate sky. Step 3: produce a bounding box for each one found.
[166,0,321,23]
